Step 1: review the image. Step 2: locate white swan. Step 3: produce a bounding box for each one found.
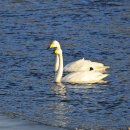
[54,48,108,84]
[50,40,109,73]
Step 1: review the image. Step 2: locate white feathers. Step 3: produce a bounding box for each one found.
[54,47,109,84]
[64,58,109,73]
[50,40,109,73]
[62,71,108,84]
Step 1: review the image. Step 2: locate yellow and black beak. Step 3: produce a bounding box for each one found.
[49,41,55,48]
[47,42,54,50]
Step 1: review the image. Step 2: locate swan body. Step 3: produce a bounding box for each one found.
[54,48,108,84]
[50,40,109,73]
[62,71,108,84]
[63,58,109,72]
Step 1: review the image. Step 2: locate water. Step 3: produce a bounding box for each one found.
[0,0,130,129]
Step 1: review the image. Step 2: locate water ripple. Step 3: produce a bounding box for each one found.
[0,0,130,130]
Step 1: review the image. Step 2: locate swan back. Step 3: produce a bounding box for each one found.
[64,58,91,72]
[64,58,109,72]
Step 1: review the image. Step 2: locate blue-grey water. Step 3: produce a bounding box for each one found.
[0,0,130,130]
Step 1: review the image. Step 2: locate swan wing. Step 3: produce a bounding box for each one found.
[62,71,108,84]
[86,61,109,69]
[63,58,109,72]
[63,58,91,72]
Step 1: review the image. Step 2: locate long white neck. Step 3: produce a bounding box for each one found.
[55,51,63,83]
[55,46,61,72]
[55,54,59,72]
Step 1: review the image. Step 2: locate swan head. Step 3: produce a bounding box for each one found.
[54,48,62,55]
[50,40,61,49]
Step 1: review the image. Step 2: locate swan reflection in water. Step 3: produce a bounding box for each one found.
[51,81,109,102]
[50,83,70,127]
[51,80,108,95]
[50,81,108,128]
[51,83,67,95]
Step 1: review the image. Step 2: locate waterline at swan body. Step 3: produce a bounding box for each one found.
[50,40,109,73]
[62,71,108,84]
[54,48,108,84]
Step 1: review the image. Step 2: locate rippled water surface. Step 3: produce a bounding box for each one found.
[0,0,130,130]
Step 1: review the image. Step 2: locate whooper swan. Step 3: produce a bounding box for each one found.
[54,48,108,84]
[50,40,109,73]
